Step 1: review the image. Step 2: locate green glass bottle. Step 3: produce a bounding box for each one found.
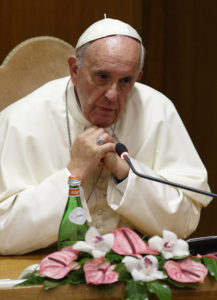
[58,175,88,250]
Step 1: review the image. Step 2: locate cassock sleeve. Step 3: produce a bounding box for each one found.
[0,168,69,255]
[0,107,71,255]
[107,96,212,239]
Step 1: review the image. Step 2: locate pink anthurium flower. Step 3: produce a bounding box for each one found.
[84,256,119,285]
[112,227,159,257]
[204,252,217,261]
[164,257,208,283]
[40,246,80,279]
[148,230,189,259]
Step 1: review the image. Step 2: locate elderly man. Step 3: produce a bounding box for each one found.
[0,18,211,254]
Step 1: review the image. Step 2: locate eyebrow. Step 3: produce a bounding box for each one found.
[94,69,110,75]
[94,70,134,81]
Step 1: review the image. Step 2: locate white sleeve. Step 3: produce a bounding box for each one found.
[108,159,211,239]
[107,95,211,239]
[0,169,69,255]
[112,175,128,194]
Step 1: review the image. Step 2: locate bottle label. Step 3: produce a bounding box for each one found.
[69,207,87,225]
[69,187,80,196]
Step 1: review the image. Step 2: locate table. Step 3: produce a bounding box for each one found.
[0,247,217,300]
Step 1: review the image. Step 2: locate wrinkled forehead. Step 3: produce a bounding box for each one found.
[89,35,140,50]
[84,36,141,64]
[82,36,141,73]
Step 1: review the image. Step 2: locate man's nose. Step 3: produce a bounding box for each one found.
[104,83,119,102]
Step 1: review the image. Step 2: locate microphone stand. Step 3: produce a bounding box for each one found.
[123,154,217,198]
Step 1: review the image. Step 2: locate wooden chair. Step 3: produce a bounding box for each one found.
[0,36,74,111]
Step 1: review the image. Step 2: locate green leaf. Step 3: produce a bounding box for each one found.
[139,234,148,241]
[105,250,124,264]
[76,252,92,266]
[166,278,199,289]
[157,255,167,270]
[125,280,149,300]
[172,255,190,260]
[38,268,86,290]
[191,257,202,263]
[66,268,86,285]
[114,263,132,282]
[147,281,171,300]
[43,279,61,290]
[202,257,217,280]
[78,257,92,266]
[15,271,45,286]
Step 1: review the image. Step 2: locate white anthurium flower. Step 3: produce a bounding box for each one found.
[122,255,166,282]
[148,230,190,259]
[73,226,114,258]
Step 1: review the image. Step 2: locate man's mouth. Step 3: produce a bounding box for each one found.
[97,106,116,113]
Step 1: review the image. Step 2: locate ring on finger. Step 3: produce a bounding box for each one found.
[96,136,104,146]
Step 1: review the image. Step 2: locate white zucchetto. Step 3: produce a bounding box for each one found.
[75,18,142,50]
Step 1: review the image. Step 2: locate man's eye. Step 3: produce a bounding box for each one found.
[121,77,132,84]
[97,73,108,80]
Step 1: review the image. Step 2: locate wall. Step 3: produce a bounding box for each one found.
[0,0,216,237]
[142,0,217,237]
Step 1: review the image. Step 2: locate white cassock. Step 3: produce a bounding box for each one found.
[0,77,211,254]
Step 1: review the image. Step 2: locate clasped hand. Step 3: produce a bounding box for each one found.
[67,126,129,182]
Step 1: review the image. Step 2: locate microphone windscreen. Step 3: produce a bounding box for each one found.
[115,143,128,157]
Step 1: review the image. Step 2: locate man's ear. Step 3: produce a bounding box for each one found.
[68,55,78,85]
[136,70,143,81]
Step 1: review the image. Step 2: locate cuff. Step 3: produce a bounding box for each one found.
[112,175,128,194]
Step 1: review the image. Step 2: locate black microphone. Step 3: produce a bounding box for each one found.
[115,143,217,198]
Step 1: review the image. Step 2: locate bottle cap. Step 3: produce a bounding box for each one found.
[69,175,80,179]
[68,175,81,186]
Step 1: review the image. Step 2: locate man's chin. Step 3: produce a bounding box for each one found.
[91,117,116,128]
[86,109,118,128]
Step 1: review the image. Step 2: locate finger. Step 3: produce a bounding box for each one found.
[94,128,115,145]
[82,126,98,137]
[85,126,113,139]
[74,127,114,155]
[96,134,114,146]
[98,142,116,155]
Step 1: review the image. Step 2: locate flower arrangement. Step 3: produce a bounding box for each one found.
[18,227,217,300]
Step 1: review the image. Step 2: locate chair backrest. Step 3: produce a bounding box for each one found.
[0,36,74,111]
